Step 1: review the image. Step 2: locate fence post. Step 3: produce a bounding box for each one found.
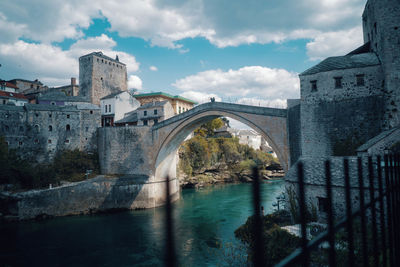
[343,158,355,266]
[297,162,309,267]
[325,160,336,266]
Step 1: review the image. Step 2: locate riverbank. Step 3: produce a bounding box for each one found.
[179,165,285,189]
[0,175,179,222]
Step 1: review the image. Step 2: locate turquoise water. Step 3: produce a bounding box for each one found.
[1,181,284,266]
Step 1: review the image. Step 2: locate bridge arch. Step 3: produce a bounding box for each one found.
[153,103,288,181]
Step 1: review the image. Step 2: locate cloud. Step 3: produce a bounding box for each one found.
[306,26,363,60]
[179,91,221,104]
[0,0,366,56]
[149,66,158,71]
[173,66,300,100]
[128,75,143,90]
[0,34,140,86]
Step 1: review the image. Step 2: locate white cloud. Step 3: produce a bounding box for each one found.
[0,34,140,86]
[0,0,366,58]
[149,66,158,71]
[173,66,300,100]
[306,26,363,60]
[236,98,287,108]
[179,91,221,104]
[128,75,143,90]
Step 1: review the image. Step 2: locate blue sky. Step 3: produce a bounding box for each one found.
[0,0,366,107]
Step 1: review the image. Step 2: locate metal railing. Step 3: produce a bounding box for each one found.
[163,154,400,266]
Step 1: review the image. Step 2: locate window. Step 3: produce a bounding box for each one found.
[97,58,99,62]
[65,139,70,144]
[51,101,56,105]
[48,139,52,144]
[310,80,317,92]
[19,141,22,146]
[66,124,71,131]
[67,114,70,118]
[102,59,104,63]
[5,125,9,131]
[19,126,24,132]
[154,109,158,115]
[2,100,5,104]
[154,119,158,124]
[85,127,89,132]
[318,197,329,213]
[143,120,148,126]
[105,105,107,113]
[48,125,53,132]
[179,107,181,113]
[356,74,365,86]
[49,113,52,118]
[34,125,40,133]
[108,104,111,112]
[90,110,93,114]
[144,110,147,116]
[34,139,39,144]
[334,77,343,89]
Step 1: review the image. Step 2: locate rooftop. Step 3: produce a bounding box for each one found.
[300,52,380,76]
[24,103,79,112]
[38,91,88,102]
[100,91,126,100]
[8,78,43,85]
[0,81,19,89]
[134,92,197,104]
[0,91,28,100]
[115,111,138,124]
[80,51,126,65]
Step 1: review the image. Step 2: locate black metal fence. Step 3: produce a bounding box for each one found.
[163,154,400,266]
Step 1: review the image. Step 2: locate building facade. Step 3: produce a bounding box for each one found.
[100,91,140,127]
[79,52,128,105]
[136,101,174,126]
[133,92,196,115]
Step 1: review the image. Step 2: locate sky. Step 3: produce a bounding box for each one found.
[0,0,367,109]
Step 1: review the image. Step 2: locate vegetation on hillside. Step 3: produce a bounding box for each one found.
[0,136,99,190]
[178,118,279,177]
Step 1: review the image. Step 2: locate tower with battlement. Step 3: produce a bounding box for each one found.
[79,52,127,105]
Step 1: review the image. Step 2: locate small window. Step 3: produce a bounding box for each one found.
[34,125,40,133]
[154,119,158,124]
[67,114,70,119]
[49,113,52,118]
[102,59,104,63]
[310,80,317,92]
[19,126,24,132]
[144,110,147,116]
[51,102,56,105]
[66,124,70,131]
[108,104,111,112]
[179,107,181,113]
[35,113,39,117]
[318,197,329,213]
[19,141,22,146]
[154,109,158,115]
[143,120,148,126]
[105,105,107,113]
[65,139,70,143]
[356,74,365,86]
[334,77,343,89]
[49,125,53,132]
[85,127,89,132]
[48,139,52,144]
[34,139,39,144]
[90,110,93,114]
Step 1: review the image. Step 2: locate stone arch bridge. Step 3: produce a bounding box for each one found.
[98,102,289,208]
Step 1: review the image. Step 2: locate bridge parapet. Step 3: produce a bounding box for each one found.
[152,102,287,130]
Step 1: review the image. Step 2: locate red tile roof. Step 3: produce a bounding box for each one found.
[1,81,19,89]
[0,90,28,100]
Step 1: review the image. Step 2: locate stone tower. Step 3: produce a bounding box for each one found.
[362,0,400,128]
[79,52,128,105]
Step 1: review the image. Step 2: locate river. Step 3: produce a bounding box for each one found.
[1,180,284,266]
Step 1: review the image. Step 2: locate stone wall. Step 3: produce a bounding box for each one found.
[0,104,100,162]
[363,0,400,128]
[0,175,180,220]
[287,99,301,165]
[79,53,128,105]
[300,65,385,157]
[284,156,382,220]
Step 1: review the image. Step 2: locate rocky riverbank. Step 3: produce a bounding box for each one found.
[179,164,284,189]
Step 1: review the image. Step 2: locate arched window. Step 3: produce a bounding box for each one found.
[34,124,40,133]
[66,124,70,131]
[49,125,53,131]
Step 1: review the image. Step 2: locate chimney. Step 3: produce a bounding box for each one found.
[116,55,119,62]
[71,77,76,86]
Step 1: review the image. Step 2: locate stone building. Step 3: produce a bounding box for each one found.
[0,81,19,92]
[133,92,196,115]
[0,103,100,162]
[49,78,80,96]
[37,91,88,106]
[100,91,140,127]
[136,101,174,126]
[79,52,127,105]
[0,91,28,106]
[285,0,400,220]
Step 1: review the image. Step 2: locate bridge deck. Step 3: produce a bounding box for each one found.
[152,102,287,130]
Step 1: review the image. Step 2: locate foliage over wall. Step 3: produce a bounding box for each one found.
[0,136,99,190]
[179,119,279,176]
